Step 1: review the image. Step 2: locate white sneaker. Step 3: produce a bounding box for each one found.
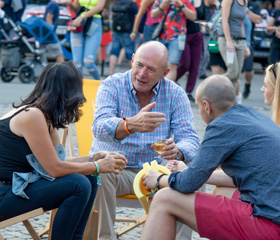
[236,92,242,104]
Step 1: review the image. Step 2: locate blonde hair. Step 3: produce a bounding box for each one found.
[266,63,280,126]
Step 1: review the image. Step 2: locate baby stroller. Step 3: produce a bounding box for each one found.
[0,11,58,83]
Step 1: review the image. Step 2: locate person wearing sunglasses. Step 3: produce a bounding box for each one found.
[261,61,280,126]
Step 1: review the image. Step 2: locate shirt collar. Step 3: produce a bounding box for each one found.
[128,70,161,97]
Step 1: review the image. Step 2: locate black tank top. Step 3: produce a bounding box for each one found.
[0,107,33,181]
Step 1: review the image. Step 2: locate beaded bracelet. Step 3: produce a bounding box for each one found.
[92,161,101,185]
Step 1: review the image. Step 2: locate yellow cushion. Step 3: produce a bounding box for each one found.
[75,79,101,156]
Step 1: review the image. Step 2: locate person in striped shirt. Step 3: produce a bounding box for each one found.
[90,41,199,240]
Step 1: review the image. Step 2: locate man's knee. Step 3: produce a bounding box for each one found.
[152,188,180,206]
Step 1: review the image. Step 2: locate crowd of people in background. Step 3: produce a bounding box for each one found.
[1,0,280,239]
[0,0,279,91]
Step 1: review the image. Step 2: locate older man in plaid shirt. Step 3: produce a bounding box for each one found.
[90,41,199,240]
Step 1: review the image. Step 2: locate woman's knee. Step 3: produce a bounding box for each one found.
[84,56,97,69]
[225,68,239,84]
[65,174,93,198]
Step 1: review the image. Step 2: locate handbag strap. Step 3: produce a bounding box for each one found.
[160,5,171,26]
[85,0,92,11]
[209,11,221,40]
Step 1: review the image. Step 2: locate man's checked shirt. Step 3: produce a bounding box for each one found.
[90,70,199,168]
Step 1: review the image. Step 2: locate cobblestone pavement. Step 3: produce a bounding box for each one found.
[0,65,271,239]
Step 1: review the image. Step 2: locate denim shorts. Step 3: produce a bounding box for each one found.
[163,37,183,64]
[143,23,158,42]
[242,45,254,72]
[111,32,135,60]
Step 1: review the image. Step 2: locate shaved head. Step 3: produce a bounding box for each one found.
[135,41,169,69]
[196,75,236,111]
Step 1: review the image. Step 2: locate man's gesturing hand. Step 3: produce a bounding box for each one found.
[128,102,165,133]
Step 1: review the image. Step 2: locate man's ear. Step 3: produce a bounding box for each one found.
[162,68,170,78]
[203,100,212,115]
[131,53,135,64]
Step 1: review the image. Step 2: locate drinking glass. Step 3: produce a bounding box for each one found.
[153,138,167,158]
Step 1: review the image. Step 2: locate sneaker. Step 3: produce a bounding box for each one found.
[242,83,251,99]
[199,74,208,80]
[236,92,242,104]
[187,93,195,103]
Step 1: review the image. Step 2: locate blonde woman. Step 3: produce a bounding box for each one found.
[261,62,280,126]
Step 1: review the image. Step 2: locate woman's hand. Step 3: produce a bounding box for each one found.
[91,151,109,162]
[152,138,179,160]
[97,152,127,175]
[166,160,187,172]
[142,170,161,192]
[72,16,84,27]
[58,0,72,5]
[226,41,235,52]
[244,46,251,58]
[130,32,137,41]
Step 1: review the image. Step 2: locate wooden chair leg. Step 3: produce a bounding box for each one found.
[48,209,58,240]
[115,214,148,238]
[38,222,49,237]
[22,220,41,240]
[82,210,99,240]
[38,208,58,239]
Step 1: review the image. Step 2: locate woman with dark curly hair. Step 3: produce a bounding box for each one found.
[0,61,127,239]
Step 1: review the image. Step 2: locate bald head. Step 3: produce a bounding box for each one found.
[196,75,236,111]
[135,41,169,69]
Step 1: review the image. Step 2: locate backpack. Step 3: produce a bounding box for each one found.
[209,10,222,41]
[112,0,133,32]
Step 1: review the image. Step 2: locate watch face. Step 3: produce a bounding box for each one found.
[176,151,180,160]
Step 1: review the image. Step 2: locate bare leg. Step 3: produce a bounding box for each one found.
[117,48,125,65]
[141,188,198,240]
[211,65,226,75]
[109,55,118,75]
[212,186,237,198]
[243,70,254,99]
[236,79,240,95]
[244,70,254,84]
[166,63,178,81]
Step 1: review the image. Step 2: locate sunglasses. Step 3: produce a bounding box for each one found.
[269,62,278,80]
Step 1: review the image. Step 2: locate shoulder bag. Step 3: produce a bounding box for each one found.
[152,6,171,40]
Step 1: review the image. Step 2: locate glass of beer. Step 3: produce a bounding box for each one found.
[153,138,167,158]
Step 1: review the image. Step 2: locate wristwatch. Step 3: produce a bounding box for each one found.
[176,150,180,160]
[89,153,94,162]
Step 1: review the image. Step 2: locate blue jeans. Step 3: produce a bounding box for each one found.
[71,17,102,80]
[0,174,98,240]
